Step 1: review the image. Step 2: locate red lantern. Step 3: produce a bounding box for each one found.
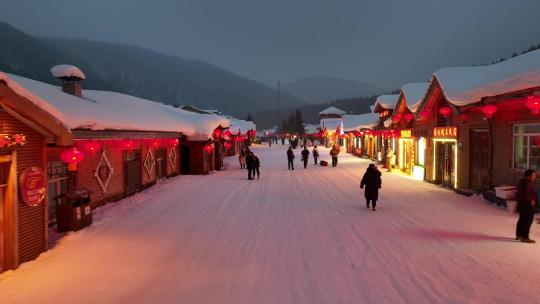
[526,96,540,114]
[152,139,160,148]
[60,147,85,164]
[481,104,497,118]
[419,109,431,120]
[223,130,232,139]
[203,144,214,153]
[213,129,222,138]
[224,142,232,149]
[171,138,179,146]
[124,140,134,150]
[392,114,402,123]
[83,141,101,153]
[439,106,452,117]
[404,113,414,122]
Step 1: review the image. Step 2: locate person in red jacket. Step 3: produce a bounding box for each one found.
[515,169,537,243]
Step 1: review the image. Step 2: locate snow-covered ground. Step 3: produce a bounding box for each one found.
[1,145,540,304]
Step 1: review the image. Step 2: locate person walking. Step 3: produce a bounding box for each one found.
[253,153,261,179]
[312,145,319,165]
[360,164,382,211]
[239,147,246,169]
[386,147,394,172]
[330,145,340,167]
[246,151,256,180]
[515,169,537,243]
[287,147,295,170]
[301,147,310,169]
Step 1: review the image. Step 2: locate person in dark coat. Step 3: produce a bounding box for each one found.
[301,147,310,169]
[360,164,382,211]
[253,153,261,179]
[330,145,340,167]
[312,145,319,165]
[515,169,537,243]
[246,151,256,180]
[287,147,295,170]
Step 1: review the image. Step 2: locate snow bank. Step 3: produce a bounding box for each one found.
[0,72,229,140]
[303,123,320,134]
[50,64,86,80]
[319,106,346,115]
[401,83,429,112]
[374,94,399,109]
[435,49,540,106]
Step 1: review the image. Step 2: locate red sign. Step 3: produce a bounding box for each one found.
[433,126,458,138]
[20,167,46,206]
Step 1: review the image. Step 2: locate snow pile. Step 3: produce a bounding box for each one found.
[50,64,86,80]
[319,106,346,115]
[0,72,229,140]
[342,113,379,131]
[401,82,429,112]
[303,123,320,134]
[435,49,540,106]
[374,94,399,109]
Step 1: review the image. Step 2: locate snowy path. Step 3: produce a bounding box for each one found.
[1,145,540,304]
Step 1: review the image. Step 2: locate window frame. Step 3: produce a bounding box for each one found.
[513,123,540,170]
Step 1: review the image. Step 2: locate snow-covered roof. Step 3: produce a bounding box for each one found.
[303,123,320,134]
[320,118,341,130]
[50,64,86,80]
[342,113,379,131]
[319,106,346,115]
[374,94,399,109]
[228,117,256,134]
[401,83,429,113]
[434,49,540,106]
[0,72,229,140]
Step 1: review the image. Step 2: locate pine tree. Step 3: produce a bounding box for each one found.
[246,113,253,121]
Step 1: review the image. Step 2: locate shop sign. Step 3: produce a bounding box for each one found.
[20,167,46,206]
[401,129,412,138]
[433,126,458,138]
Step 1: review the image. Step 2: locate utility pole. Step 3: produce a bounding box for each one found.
[277,80,281,122]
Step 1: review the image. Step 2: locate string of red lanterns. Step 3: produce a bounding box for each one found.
[0,134,27,148]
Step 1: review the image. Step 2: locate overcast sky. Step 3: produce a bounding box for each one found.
[2,0,540,90]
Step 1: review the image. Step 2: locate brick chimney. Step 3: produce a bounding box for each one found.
[50,65,86,98]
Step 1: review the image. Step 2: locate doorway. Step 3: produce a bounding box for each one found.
[124,150,141,195]
[470,129,490,190]
[435,141,456,187]
[156,148,167,179]
[180,144,191,175]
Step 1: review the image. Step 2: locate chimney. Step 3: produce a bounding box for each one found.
[50,65,86,97]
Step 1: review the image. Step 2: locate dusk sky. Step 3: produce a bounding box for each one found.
[2,0,540,90]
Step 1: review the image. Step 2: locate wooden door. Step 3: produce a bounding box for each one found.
[470,130,490,190]
[436,142,455,187]
[124,150,141,195]
[180,144,190,175]
[0,161,8,272]
[156,148,167,179]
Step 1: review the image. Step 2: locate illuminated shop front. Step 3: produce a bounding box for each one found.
[432,126,458,188]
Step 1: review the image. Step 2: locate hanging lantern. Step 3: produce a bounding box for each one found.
[213,129,222,138]
[83,141,101,153]
[419,109,431,120]
[404,113,414,122]
[526,96,540,114]
[203,144,214,153]
[481,104,497,118]
[392,114,402,123]
[223,130,232,139]
[60,147,85,171]
[152,139,160,148]
[224,142,232,149]
[439,106,452,117]
[171,138,179,146]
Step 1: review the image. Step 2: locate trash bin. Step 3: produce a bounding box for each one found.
[56,188,92,232]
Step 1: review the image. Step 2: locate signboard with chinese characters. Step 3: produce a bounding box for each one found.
[433,126,458,138]
[400,129,412,138]
[19,167,46,206]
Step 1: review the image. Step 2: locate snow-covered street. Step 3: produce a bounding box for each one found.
[1,146,540,303]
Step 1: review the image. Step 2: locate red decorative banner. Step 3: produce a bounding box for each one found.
[433,126,458,138]
[20,167,46,206]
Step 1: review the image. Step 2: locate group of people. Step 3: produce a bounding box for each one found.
[287,145,320,169]
[286,144,343,170]
[239,147,261,180]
